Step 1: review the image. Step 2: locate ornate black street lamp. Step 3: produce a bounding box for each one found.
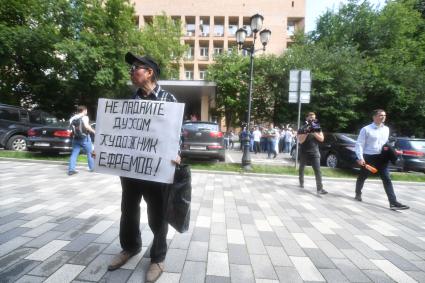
[236,14,271,170]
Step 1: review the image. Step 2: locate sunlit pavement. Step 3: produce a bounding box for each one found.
[1,159,425,282]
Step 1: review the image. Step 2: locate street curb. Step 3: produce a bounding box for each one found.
[2,157,424,186]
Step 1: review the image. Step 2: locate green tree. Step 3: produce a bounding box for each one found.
[0,0,185,119]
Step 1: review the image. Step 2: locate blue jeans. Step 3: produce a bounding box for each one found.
[355,154,397,204]
[68,136,94,172]
[267,139,277,158]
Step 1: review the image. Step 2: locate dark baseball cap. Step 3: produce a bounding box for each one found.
[125,52,160,78]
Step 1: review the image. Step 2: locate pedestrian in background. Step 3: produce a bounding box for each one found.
[68,105,95,176]
[297,112,327,194]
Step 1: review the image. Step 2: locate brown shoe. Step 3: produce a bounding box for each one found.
[146,262,164,282]
[107,249,140,271]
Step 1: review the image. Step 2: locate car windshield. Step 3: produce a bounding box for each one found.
[410,140,425,151]
[183,123,218,132]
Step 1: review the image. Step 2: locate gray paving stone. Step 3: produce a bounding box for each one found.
[169,232,192,250]
[180,261,206,283]
[0,259,40,283]
[186,241,208,262]
[249,254,278,280]
[304,248,336,269]
[52,218,84,232]
[275,266,303,283]
[258,231,281,246]
[62,233,98,252]
[0,236,33,257]
[406,270,425,283]
[387,236,423,252]
[23,231,63,249]
[279,238,306,257]
[0,227,31,244]
[228,244,251,265]
[230,264,255,283]
[93,226,119,244]
[265,246,292,267]
[101,268,132,283]
[163,248,187,273]
[245,236,267,255]
[0,247,36,273]
[0,212,24,226]
[209,234,228,252]
[28,250,76,277]
[378,250,421,271]
[14,275,46,283]
[76,254,114,281]
[332,258,371,282]
[125,257,150,283]
[68,243,107,265]
[191,227,210,242]
[320,268,350,283]
[21,223,58,238]
[341,249,378,270]
[205,275,231,283]
[324,234,353,249]
[0,219,26,234]
[363,269,396,283]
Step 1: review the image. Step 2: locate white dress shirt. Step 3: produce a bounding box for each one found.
[355,122,389,160]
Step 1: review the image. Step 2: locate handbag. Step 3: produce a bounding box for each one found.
[164,164,192,233]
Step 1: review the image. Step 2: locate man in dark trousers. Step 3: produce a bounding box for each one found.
[297,112,327,194]
[355,109,409,210]
[107,52,179,282]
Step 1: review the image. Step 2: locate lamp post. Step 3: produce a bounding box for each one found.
[236,14,271,170]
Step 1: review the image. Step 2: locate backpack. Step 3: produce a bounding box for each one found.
[71,117,87,139]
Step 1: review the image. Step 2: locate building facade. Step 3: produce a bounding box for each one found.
[131,0,305,121]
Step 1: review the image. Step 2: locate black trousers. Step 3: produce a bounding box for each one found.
[119,177,168,263]
[355,154,397,204]
[299,153,323,190]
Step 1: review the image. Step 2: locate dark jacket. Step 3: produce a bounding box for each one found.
[381,143,399,164]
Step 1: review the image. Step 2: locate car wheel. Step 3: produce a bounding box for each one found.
[6,135,27,151]
[326,153,339,168]
[291,147,296,160]
[218,155,225,162]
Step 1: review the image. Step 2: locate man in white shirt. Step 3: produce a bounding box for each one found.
[355,109,409,210]
[253,126,262,153]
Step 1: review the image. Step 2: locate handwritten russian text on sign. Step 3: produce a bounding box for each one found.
[94,99,185,184]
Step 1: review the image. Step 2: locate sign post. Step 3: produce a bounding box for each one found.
[289,70,311,168]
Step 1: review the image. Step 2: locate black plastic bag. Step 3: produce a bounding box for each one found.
[164,164,191,233]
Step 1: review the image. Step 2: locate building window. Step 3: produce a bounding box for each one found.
[213,47,223,56]
[200,47,209,58]
[228,25,238,35]
[287,21,295,35]
[185,71,193,80]
[185,47,194,59]
[214,25,224,36]
[186,24,195,36]
[199,70,206,80]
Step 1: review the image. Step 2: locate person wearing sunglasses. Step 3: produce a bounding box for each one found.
[107,52,179,283]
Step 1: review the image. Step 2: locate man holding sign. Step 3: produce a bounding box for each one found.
[105,52,180,283]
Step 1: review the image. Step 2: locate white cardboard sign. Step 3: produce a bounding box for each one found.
[93,98,184,184]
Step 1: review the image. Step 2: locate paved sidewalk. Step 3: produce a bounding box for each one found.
[1,160,425,283]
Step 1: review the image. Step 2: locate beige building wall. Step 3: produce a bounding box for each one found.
[131,0,305,80]
[131,0,304,123]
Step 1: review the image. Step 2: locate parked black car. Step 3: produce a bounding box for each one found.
[26,122,73,154]
[180,121,225,161]
[392,137,425,173]
[291,133,358,168]
[26,122,96,154]
[0,103,58,151]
